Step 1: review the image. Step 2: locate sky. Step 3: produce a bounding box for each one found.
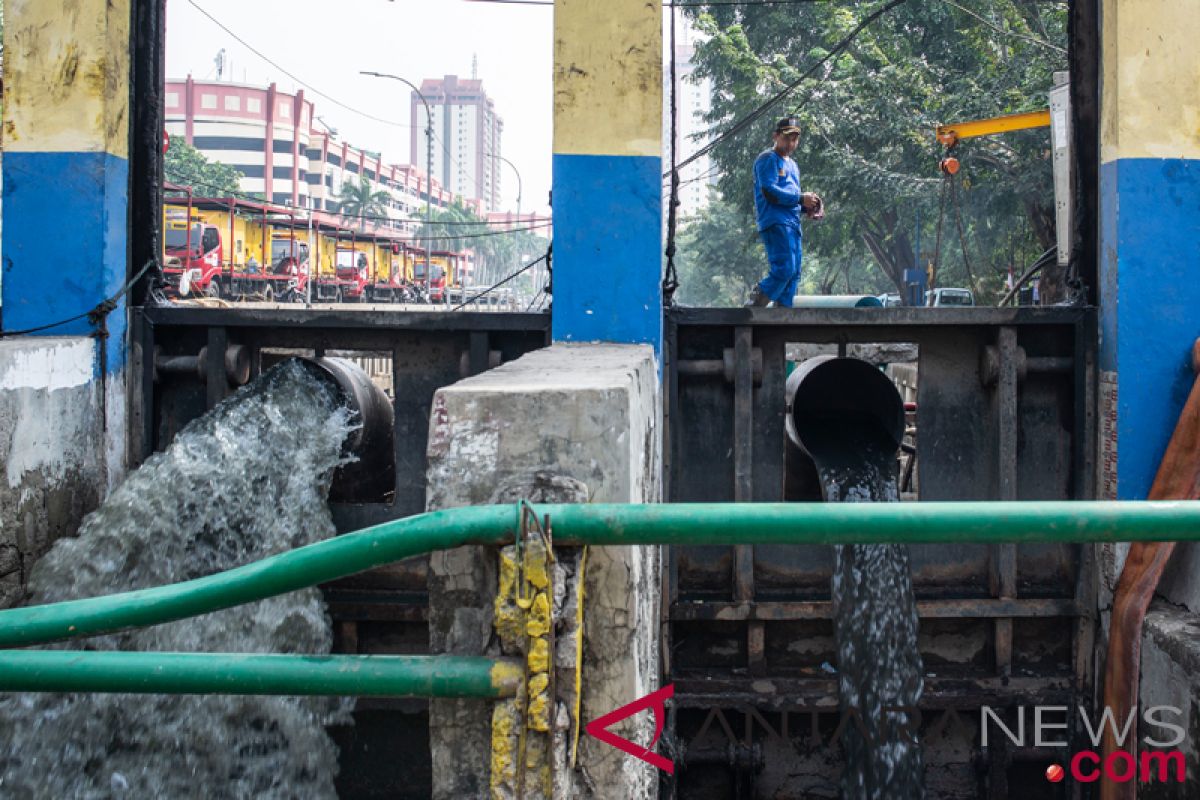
[166,0,556,215]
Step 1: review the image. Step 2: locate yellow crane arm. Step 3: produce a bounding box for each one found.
[935,109,1051,147]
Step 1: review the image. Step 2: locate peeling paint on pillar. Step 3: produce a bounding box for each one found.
[2,0,132,374]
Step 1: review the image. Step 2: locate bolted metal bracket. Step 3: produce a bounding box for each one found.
[676,347,764,386]
[152,344,250,386]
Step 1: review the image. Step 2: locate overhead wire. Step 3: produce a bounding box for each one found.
[188,0,485,191]
[939,0,1066,54]
[464,0,860,6]
[450,251,549,311]
[662,0,681,304]
[670,0,909,175]
[163,166,551,240]
[0,260,157,339]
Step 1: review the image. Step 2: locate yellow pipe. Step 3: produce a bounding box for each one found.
[936,109,1052,146]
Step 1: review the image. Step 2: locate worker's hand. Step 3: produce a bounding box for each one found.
[802,192,825,220]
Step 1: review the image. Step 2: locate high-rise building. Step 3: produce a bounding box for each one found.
[666,33,717,220]
[411,75,504,212]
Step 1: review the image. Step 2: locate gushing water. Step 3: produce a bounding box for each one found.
[0,359,356,798]
[797,412,924,799]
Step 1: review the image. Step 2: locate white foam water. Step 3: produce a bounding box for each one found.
[799,413,925,799]
[0,359,357,798]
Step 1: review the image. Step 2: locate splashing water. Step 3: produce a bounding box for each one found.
[797,412,925,799]
[0,359,357,798]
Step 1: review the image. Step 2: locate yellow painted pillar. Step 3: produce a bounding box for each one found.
[552,0,663,353]
[2,0,132,373]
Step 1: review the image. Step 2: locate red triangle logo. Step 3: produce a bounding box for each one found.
[584,683,675,774]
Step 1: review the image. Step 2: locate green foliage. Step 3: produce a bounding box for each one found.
[164,141,246,198]
[336,177,391,231]
[675,194,764,306]
[416,199,549,289]
[677,0,1067,304]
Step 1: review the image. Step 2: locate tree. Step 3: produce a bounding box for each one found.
[163,141,245,197]
[415,199,550,287]
[675,196,764,306]
[678,0,1067,304]
[336,177,391,232]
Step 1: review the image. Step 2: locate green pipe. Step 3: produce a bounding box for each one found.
[4,501,1200,649]
[0,651,521,698]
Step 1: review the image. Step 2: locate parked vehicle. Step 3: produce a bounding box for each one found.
[925,288,975,307]
[161,189,468,305]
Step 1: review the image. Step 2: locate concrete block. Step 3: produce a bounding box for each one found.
[426,343,662,800]
[0,337,106,607]
[1139,605,1200,798]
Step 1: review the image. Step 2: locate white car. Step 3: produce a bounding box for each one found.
[877,293,902,308]
[925,288,975,307]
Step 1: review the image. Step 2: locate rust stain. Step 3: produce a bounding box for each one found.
[53,45,81,99]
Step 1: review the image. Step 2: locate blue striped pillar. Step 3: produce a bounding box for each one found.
[1098,0,1200,498]
[551,0,663,354]
[2,0,132,373]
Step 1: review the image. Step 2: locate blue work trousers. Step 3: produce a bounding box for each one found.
[757,224,802,307]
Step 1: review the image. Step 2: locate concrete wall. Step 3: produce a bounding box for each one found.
[426,343,662,799]
[0,338,108,607]
[1138,605,1200,798]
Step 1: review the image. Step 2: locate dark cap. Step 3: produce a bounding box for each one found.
[774,117,801,135]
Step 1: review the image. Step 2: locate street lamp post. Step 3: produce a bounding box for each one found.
[360,71,435,303]
[487,153,522,287]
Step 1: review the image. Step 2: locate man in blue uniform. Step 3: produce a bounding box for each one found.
[747,117,823,307]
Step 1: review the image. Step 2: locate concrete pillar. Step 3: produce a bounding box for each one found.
[1,0,132,485]
[551,0,663,353]
[426,344,662,799]
[1098,0,1200,501]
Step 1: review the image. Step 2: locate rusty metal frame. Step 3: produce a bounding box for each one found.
[130,305,551,616]
[664,306,1097,798]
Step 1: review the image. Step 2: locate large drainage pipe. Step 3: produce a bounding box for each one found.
[302,357,395,503]
[784,355,906,501]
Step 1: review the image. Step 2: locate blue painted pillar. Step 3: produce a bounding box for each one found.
[551,0,663,354]
[1098,0,1200,498]
[2,0,132,374]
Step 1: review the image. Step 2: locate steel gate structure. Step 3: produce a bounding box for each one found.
[664,306,1097,799]
[132,305,550,798]
[135,304,1096,798]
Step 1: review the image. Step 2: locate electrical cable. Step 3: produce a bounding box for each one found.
[999,246,1056,306]
[663,0,681,305]
[930,172,950,291]
[450,249,550,311]
[670,0,909,175]
[163,166,551,239]
[939,0,1066,54]
[949,174,977,290]
[465,0,858,6]
[0,260,157,338]
[187,0,412,129]
[188,0,488,192]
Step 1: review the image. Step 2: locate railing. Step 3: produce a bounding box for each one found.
[1,501,1197,697]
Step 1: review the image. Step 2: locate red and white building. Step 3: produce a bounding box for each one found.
[165,77,471,235]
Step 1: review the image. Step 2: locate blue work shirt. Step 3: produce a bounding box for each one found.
[753,148,803,232]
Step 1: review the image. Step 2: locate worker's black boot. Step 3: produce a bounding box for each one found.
[746,286,770,307]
